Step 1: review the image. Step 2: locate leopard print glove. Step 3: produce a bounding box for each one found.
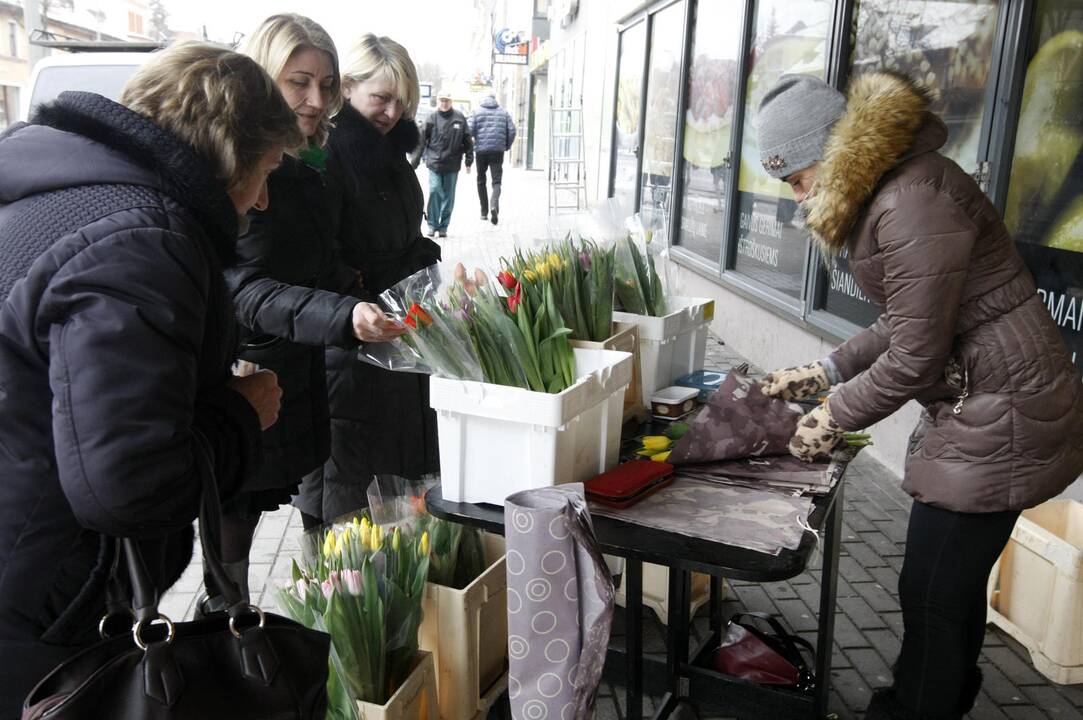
[790,401,845,463]
[759,361,831,401]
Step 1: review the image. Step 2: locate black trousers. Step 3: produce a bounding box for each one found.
[893,499,1019,716]
[476,151,504,216]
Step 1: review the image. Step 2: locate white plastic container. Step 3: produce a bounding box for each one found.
[987,500,1083,684]
[650,386,699,420]
[431,348,633,505]
[614,296,714,407]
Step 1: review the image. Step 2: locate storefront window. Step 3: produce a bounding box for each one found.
[1004,0,1083,368]
[610,22,647,213]
[730,0,832,300]
[637,1,686,233]
[818,0,1001,328]
[674,0,743,265]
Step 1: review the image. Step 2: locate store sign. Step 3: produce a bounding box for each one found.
[731,194,807,300]
[821,250,881,328]
[493,28,529,65]
[1018,244,1083,371]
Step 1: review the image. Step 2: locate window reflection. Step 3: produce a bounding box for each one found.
[611,22,647,213]
[674,0,743,265]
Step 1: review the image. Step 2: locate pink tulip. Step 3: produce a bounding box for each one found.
[343,569,363,596]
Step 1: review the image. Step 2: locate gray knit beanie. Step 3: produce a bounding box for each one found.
[757,74,846,179]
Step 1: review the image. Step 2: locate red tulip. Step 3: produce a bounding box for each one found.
[497,270,518,291]
[407,303,433,327]
[507,282,523,314]
[404,315,417,329]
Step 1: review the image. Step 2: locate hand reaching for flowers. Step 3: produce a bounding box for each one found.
[759,361,831,401]
[790,400,845,462]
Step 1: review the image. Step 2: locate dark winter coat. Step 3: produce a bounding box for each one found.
[808,73,1083,512]
[420,107,474,173]
[468,96,516,154]
[0,92,263,715]
[296,106,441,521]
[226,154,359,501]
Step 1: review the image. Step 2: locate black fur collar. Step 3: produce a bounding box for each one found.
[33,91,239,260]
[329,104,421,173]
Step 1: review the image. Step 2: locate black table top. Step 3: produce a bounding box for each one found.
[424,463,847,582]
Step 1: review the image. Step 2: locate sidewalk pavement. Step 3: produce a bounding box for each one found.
[162,165,1083,718]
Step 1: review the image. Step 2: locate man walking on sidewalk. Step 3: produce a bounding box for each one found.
[418,90,472,238]
[469,93,516,225]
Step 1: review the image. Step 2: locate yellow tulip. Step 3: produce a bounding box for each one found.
[547,253,563,271]
[650,450,672,462]
[392,526,401,552]
[523,269,538,283]
[641,436,671,451]
[419,531,430,557]
[534,262,551,280]
[370,525,382,551]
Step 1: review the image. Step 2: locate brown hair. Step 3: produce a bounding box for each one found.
[120,42,303,191]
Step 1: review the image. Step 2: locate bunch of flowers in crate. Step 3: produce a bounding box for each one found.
[500,236,615,342]
[378,262,579,394]
[277,515,429,718]
[614,212,667,316]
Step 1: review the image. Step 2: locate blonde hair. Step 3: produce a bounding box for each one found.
[244,13,342,147]
[341,34,420,120]
[121,42,302,192]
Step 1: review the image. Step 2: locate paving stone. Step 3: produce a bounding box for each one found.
[1003,707,1053,720]
[793,577,823,610]
[830,667,874,711]
[845,647,893,688]
[840,523,866,543]
[1056,683,1083,707]
[978,662,1030,706]
[775,597,819,633]
[837,595,888,630]
[882,611,905,638]
[851,500,891,522]
[838,554,876,584]
[864,628,901,666]
[969,693,1012,720]
[763,580,799,601]
[852,580,899,614]
[828,691,859,720]
[249,537,284,564]
[842,510,878,533]
[858,530,904,557]
[831,612,871,649]
[873,517,910,545]
[788,570,816,585]
[160,591,194,622]
[1020,686,1083,718]
[985,646,1047,687]
[867,566,901,597]
[843,540,888,569]
[730,584,776,616]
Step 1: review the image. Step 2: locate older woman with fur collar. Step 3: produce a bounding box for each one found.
[757,72,1083,719]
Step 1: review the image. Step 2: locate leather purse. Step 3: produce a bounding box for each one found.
[21,432,331,719]
[585,460,674,509]
[712,612,815,691]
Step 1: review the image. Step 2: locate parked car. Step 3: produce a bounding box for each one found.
[20,51,153,122]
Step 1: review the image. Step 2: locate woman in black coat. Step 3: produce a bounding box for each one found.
[0,44,297,718]
[221,14,404,603]
[296,34,441,522]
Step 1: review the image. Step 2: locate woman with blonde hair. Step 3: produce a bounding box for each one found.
[220,14,406,607]
[295,33,441,523]
[0,42,295,715]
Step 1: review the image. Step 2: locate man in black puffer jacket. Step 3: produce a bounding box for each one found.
[0,44,298,717]
[468,94,516,225]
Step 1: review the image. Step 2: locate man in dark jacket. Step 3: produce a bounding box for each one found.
[0,43,296,717]
[468,94,516,225]
[417,90,473,238]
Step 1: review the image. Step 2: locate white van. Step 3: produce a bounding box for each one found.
[20,52,153,122]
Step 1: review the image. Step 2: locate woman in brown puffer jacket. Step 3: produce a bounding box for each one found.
[756,72,1083,719]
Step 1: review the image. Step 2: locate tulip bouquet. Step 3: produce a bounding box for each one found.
[277,516,430,717]
[501,237,616,342]
[614,214,667,317]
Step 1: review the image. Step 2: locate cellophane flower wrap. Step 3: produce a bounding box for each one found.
[277,515,429,717]
[378,262,579,394]
[614,213,667,316]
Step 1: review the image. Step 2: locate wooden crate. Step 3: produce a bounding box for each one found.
[357,651,438,720]
[570,321,647,423]
[419,533,509,720]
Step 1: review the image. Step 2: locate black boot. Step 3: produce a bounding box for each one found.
[958,666,982,715]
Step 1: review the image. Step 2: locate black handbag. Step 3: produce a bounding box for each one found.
[21,432,331,719]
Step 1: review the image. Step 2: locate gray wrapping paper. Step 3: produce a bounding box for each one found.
[504,484,615,720]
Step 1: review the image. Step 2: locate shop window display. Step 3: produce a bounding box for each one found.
[637,1,686,233]
[1005,0,1083,368]
[730,0,832,301]
[818,0,1001,328]
[611,22,647,213]
[673,0,743,266]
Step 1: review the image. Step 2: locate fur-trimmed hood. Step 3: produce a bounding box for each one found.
[803,72,942,252]
[327,104,421,173]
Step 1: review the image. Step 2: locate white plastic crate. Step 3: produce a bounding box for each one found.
[431,348,633,505]
[987,500,1083,684]
[614,296,714,407]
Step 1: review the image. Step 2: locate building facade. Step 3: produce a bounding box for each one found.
[549,0,1083,485]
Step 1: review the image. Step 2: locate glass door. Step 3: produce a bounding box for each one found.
[609,21,647,214]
